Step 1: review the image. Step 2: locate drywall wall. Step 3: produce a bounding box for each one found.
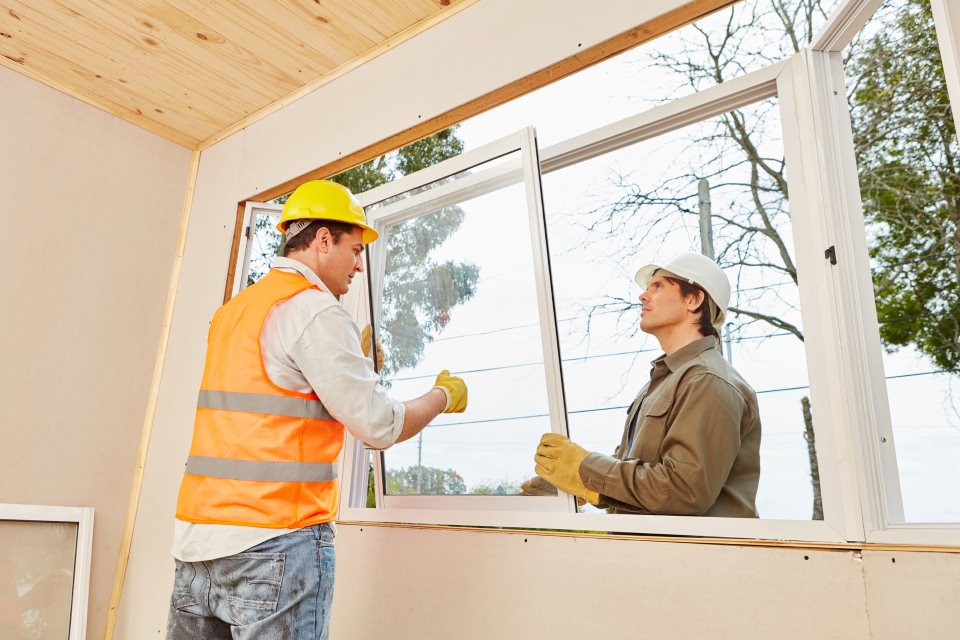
[331,524,875,639]
[0,64,191,639]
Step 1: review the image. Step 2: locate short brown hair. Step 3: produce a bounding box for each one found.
[281,219,358,256]
[663,277,719,338]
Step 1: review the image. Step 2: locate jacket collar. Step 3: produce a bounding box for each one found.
[662,335,719,372]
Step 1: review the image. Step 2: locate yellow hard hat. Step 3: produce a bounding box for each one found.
[277,180,379,244]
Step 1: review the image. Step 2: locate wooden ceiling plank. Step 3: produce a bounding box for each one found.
[256,0,381,63]
[167,0,342,78]
[88,0,291,103]
[35,0,277,124]
[125,0,309,98]
[305,0,402,43]
[5,2,246,133]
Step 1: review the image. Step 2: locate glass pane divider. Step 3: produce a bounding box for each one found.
[538,61,784,176]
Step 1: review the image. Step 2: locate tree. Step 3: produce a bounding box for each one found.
[848,0,960,373]
[247,127,480,377]
[386,464,467,495]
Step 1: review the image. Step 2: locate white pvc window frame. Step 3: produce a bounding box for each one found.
[342,128,578,515]
[231,201,283,297]
[231,0,960,547]
[806,0,960,546]
[0,503,94,640]
[337,62,867,543]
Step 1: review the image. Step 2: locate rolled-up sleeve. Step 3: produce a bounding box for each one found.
[291,305,404,450]
[579,373,744,515]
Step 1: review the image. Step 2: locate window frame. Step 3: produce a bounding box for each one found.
[0,503,95,640]
[337,60,864,543]
[807,0,960,546]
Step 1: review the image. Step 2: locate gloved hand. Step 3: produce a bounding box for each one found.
[520,475,588,506]
[432,370,468,413]
[360,324,385,371]
[534,433,599,505]
[520,475,558,496]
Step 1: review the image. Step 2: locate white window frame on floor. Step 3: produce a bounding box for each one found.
[0,503,94,640]
[337,58,869,544]
[807,0,960,546]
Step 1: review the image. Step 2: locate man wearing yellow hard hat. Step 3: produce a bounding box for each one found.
[525,252,761,518]
[166,180,467,639]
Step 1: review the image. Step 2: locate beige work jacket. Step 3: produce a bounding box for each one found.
[579,336,761,517]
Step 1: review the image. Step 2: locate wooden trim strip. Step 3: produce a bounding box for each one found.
[197,0,484,150]
[103,149,202,640]
[337,520,960,554]
[244,0,738,204]
[223,201,247,303]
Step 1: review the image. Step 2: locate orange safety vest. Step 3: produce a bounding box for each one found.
[175,269,345,528]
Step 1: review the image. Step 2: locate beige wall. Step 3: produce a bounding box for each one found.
[330,525,960,639]
[0,65,191,639]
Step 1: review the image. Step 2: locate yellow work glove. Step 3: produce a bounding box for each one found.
[534,433,600,505]
[520,475,588,506]
[520,475,558,496]
[360,324,385,371]
[432,370,468,413]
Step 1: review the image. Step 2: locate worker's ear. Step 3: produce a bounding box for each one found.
[312,226,332,254]
[683,289,705,312]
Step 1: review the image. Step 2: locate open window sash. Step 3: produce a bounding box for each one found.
[339,128,577,516]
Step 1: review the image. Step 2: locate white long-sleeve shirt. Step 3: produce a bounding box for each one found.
[172,257,404,561]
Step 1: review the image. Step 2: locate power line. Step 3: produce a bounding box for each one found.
[421,369,954,430]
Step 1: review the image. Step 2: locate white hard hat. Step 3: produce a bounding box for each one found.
[634,252,731,327]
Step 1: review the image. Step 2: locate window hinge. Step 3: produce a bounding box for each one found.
[245,226,251,239]
[824,245,837,265]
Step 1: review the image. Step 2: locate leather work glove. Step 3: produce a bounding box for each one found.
[360,324,385,371]
[520,475,558,496]
[433,370,468,413]
[520,475,587,506]
[534,433,600,505]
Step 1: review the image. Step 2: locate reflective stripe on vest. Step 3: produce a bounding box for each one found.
[185,456,338,483]
[197,389,333,421]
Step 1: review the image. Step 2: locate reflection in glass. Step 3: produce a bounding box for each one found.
[0,521,78,639]
[377,163,551,496]
[542,98,821,519]
[847,0,960,521]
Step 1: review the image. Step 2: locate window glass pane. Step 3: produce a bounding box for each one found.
[247,209,281,286]
[846,0,960,522]
[376,153,551,496]
[542,98,823,520]
[457,0,844,151]
[0,520,78,639]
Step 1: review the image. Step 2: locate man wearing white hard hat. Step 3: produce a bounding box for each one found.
[530,252,761,517]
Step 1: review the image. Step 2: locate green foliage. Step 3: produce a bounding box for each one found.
[386,464,467,495]
[469,479,523,495]
[849,0,960,371]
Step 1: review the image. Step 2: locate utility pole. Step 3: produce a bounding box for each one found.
[698,179,733,364]
[698,179,715,260]
[416,432,423,493]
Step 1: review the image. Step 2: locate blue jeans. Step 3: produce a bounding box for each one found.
[166,523,336,639]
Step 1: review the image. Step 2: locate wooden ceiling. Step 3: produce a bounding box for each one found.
[0,0,475,149]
